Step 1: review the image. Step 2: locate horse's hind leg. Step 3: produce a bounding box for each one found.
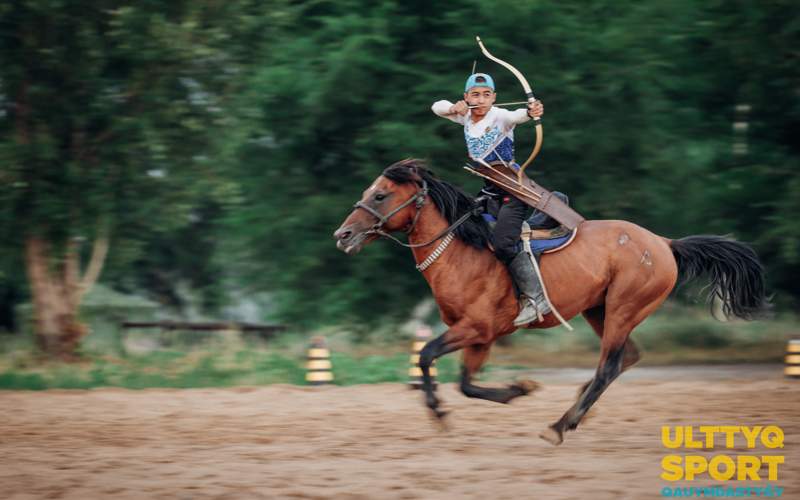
[540,328,628,446]
[542,284,669,446]
[459,343,539,404]
[621,338,641,370]
[576,305,641,397]
[583,305,641,369]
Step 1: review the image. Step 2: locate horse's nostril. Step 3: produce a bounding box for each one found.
[339,230,352,241]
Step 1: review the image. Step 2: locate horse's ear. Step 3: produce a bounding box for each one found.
[403,162,422,183]
[411,166,426,187]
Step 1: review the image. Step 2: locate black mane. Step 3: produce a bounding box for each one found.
[382,159,492,249]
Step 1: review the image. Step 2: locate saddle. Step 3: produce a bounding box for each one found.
[480,191,577,255]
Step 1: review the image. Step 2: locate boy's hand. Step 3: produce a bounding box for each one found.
[527,100,544,118]
[449,100,468,116]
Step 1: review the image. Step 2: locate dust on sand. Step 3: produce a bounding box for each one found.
[1,366,798,499]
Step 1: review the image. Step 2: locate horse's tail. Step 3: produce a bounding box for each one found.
[669,235,769,320]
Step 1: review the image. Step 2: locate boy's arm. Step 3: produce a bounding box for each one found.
[496,108,531,129]
[432,100,467,124]
[497,101,544,129]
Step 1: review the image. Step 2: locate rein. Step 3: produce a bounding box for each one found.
[353,180,482,249]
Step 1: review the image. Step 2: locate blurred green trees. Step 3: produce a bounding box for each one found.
[225,0,799,325]
[0,1,798,354]
[0,1,270,355]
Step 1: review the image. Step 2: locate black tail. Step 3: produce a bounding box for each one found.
[670,235,769,320]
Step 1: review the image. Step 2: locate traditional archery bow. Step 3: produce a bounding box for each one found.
[476,36,543,184]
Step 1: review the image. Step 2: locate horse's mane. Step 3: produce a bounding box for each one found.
[382,159,492,250]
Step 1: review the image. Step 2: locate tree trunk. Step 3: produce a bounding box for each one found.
[24,234,108,359]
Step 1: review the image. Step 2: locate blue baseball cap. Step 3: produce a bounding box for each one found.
[465,73,495,92]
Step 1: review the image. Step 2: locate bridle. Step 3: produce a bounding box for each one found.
[354,179,429,243]
[352,179,481,249]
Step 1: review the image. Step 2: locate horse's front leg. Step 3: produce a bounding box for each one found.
[460,343,540,404]
[418,327,473,420]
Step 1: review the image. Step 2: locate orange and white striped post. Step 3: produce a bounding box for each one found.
[306,336,334,385]
[408,326,436,389]
[785,340,800,378]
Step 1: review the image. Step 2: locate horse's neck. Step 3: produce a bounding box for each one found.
[407,203,494,282]
[408,203,452,266]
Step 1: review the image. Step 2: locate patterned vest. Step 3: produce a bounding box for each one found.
[464,117,515,164]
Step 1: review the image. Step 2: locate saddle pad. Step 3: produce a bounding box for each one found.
[482,206,563,231]
[525,227,577,254]
[482,212,577,255]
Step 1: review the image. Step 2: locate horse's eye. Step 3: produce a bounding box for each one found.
[375,193,386,202]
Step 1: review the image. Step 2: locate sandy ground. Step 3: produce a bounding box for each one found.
[1,365,798,500]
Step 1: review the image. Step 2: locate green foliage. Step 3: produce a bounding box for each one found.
[0,1,798,334]
[0,348,456,390]
[330,352,459,385]
[646,323,730,349]
[0,371,47,390]
[222,0,800,326]
[0,1,271,315]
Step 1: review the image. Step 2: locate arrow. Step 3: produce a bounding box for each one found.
[467,100,532,109]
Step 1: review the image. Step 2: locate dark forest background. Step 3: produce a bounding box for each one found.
[1,1,798,354]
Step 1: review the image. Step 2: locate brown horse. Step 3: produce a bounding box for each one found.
[333,159,767,445]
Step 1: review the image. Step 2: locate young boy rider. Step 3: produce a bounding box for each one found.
[431,73,548,326]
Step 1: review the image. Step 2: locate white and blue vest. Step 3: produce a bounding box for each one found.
[459,106,527,164]
[431,101,530,164]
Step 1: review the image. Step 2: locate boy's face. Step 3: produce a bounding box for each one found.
[464,86,496,117]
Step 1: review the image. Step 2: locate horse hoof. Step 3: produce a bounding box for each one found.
[429,409,450,431]
[539,426,563,446]
[515,379,540,395]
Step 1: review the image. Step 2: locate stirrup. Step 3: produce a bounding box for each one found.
[514,297,544,326]
[530,293,551,318]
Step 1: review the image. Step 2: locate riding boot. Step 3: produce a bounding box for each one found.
[508,251,551,326]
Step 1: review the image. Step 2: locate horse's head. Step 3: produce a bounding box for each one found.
[333,161,428,255]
